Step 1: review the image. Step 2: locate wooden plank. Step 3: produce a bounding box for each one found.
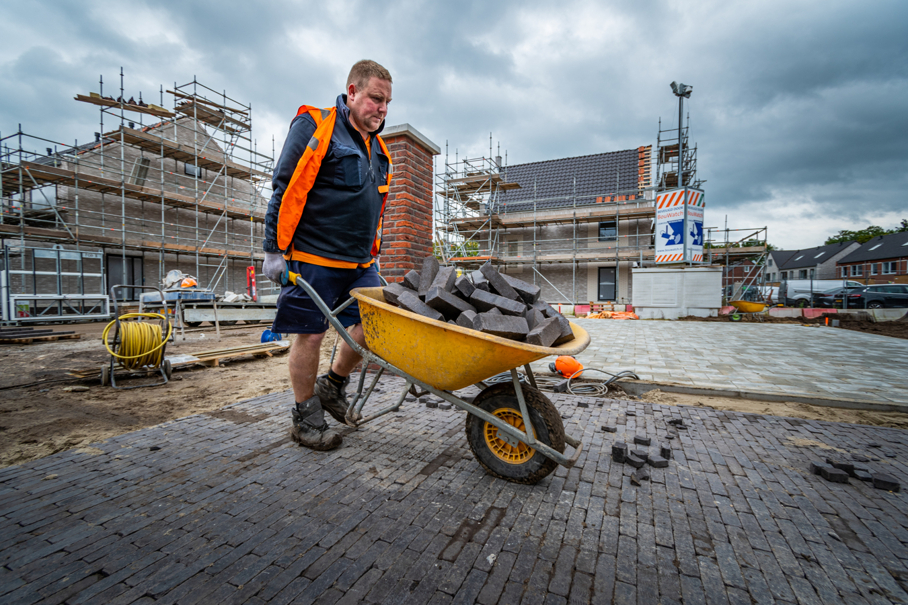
[0,333,81,345]
[103,127,269,181]
[74,94,174,118]
[4,161,265,223]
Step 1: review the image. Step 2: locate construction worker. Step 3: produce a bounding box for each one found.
[262,60,393,450]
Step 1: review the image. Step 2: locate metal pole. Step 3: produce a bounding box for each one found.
[679,93,688,264]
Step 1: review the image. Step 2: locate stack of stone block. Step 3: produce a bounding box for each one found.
[611,434,673,485]
[382,257,575,346]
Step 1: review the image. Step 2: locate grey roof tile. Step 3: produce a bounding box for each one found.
[838,231,908,263]
[495,148,642,214]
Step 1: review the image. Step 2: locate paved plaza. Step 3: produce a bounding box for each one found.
[530,321,908,407]
[1,376,907,604]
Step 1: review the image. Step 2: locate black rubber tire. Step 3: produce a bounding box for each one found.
[867,301,883,309]
[162,359,173,380]
[100,365,110,387]
[184,321,202,328]
[465,382,565,484]
[797,299,808,308]
[219,320,238,326]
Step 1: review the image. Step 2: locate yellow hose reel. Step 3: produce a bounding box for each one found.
[102,286,174,389]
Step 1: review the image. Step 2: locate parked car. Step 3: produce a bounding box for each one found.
[853,284,908,309]
[780,279,864,307]
[814,286,866,308]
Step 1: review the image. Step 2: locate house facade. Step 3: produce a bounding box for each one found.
[443,147,654,304]
[835,232,908,285]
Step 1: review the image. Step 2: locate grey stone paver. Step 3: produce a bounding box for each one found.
[531,320,908,405]
[1,376,907,603]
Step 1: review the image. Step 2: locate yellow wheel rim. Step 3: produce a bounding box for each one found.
[484,407,535,465]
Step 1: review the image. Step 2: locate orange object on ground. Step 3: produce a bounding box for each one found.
[549,356,584,378]
[180,277,198,288]
[588,311,639,320]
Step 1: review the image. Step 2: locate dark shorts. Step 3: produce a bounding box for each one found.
[272,261,381,334]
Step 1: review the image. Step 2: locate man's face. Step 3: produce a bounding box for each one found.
[347,77,391,133]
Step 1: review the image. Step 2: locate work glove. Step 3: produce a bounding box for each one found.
[263,252,289,285]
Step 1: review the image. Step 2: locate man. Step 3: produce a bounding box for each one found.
[262,60,393,451]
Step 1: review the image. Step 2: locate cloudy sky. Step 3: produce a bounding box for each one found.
[2,0,906,249]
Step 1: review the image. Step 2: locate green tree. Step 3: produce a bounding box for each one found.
[825,220,907,244]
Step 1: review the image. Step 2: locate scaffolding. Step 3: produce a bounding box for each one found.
[1,70,273,323]
[705,226,770,302]
[433,136,656,304]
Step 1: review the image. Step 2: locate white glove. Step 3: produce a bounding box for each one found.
[263,252,288,285]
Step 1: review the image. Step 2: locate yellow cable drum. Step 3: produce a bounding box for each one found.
[102,313,173,371]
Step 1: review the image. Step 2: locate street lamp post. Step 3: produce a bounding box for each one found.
[671,82,692,263]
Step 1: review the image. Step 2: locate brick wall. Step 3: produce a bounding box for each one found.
[378,124,439,282]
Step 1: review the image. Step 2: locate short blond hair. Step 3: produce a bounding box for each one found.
[347,60,392,90]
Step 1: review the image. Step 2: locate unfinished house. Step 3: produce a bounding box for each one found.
[436,146,653,305]
[1,75,272,322]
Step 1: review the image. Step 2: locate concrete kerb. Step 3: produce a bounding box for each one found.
[767,307,908,322]
[616,379,908,413]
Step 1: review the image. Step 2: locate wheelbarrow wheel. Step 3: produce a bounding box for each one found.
[465,382,565,484]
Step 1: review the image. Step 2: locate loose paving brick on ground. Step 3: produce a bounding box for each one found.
[1,376,907,604]
[531,320,908,406]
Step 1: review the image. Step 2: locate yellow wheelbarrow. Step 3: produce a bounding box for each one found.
[290,273,590,484]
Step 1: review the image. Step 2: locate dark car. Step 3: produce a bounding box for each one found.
[852,284,908,309]
[814,286,865,308]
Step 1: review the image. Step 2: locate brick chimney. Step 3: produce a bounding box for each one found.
[379,123,440,283]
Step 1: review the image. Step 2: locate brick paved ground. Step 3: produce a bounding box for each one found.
[530,321,908,406]
[1,376,907,604]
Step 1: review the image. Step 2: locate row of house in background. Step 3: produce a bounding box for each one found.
[763,231,908,286]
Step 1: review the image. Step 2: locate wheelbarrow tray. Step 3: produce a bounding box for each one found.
[353,286,590,392]
[729,300,767,313]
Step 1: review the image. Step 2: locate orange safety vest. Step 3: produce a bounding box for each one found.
[276,105,393,261]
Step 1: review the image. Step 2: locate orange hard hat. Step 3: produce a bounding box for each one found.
[549,356,583,378]
[180,277,198,288]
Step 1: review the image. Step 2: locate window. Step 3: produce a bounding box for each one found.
[130,157,150,186]
[799,270,807,279]
[744,266,751,273]
[841,267,848,278]
[814,252,825,259]
[768,259,774,267]
[185,164,202,178]
[882,261,897,274]
[794,255,804,261]
[598,221,617,242]
[598,267,616,300]
[851,265,863,276]
[871,263,879,275]
[870,244,882,251]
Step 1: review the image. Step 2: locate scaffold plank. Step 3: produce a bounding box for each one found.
[0,224,263,260]
[103,127,269,181]
[74,94,174,118]
[3,161,264,223]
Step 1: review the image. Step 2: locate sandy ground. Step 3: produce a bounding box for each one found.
[0,322,339,468]
[639,388,908,429]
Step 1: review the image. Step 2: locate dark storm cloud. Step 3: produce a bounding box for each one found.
[2,0,906,247]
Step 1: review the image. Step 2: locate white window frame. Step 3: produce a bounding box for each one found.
[871,263,878,276]
[851,265,863,277]
[882,261,897,275]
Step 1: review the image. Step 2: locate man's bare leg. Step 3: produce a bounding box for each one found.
[288,332,326,402]
[332,323,369,377]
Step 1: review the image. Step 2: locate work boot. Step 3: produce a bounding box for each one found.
[315,374,350,425]
[290,395,342,451]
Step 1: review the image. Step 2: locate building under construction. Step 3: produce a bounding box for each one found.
[433,116,766,306]
[1,72,272,323]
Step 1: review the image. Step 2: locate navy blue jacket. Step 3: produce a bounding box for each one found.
[264,94,390,263]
